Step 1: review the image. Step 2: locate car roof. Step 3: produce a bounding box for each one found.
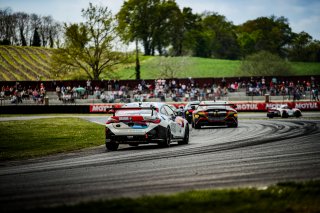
[186,101,200,105]
[199,101,229,105]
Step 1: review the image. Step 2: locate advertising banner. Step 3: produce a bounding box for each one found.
[90,101,320,113]
[234,102,320,111]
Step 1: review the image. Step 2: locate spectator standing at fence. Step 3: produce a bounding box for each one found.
[114,80,120,91]
[312,86,319,101]
[32,89,39,103]
[56,85,61,100]
[306,81,311,91]
[39,84,46,104]
[86,79,92,95]
[293,86,301,101]
[171,79,176,89]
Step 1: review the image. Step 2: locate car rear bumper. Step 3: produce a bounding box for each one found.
[194,117,237,126]
[267,112,280,117]
[106,125,167,144]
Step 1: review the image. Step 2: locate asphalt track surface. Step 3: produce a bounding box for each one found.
[1,113,320,211]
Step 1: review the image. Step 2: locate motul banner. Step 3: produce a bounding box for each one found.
[90,101,320,113]
[172,102,320,111]
[89,104,123,113]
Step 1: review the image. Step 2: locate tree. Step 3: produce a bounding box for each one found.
[185,12,240,59]
[288,31,320,62]
[239,51,292,76]
[117,0,155,55]
[15,12,29,46]
[237,16,293,57]
[0,7,17,45]
[0,8,62,47]
[169,7,199,56]
[51,3,129,80]
[152,0,172,55]
[117,0,184,56]
[202,12,240,59]
[31,27,41,46]
[39,16,53,47]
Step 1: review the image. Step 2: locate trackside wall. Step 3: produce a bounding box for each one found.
[1,101,319,114]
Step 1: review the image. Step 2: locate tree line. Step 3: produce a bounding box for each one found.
[1,1,319,81]
[1,1,319,62]
[0,7,62,47]
[117,0,319,62]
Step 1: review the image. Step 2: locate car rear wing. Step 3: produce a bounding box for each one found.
[108,106,158,116]
[199,103,237,109]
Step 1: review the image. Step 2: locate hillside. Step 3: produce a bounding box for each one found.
[0,45,53,81]
[115,56,320,80]
[0,46,319,81]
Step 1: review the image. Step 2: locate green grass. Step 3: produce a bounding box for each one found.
[0,117,104,161]
[29,180,320,213]
[1,45,319,81]
[116,56,320,79]
[291,62,320,76]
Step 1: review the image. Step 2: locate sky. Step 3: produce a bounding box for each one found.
[0,0,319,40]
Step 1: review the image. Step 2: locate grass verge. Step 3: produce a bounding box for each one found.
[116,56,320,79]
[0,117,104,161]
[30,180,320,213]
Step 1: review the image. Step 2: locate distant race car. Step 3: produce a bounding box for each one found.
[183,101,200,123]
[192,101,238,129]
[105,102,189,151]
[267,104,302,118]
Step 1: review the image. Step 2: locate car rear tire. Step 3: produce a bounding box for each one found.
[159,127,171,148]
[179,125,189,145]
[194,123,201,129]
[282,111,289,118]
[267,113,274,118]
[228,122,238,128]
[106,141,119,151]
[294,111,302,118]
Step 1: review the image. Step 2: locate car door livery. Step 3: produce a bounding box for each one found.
[161,105,181,137]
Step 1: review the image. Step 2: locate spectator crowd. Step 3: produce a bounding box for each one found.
[1,77,319,105]
[1,82,46,104]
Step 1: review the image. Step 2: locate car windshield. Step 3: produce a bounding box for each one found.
[115,109,155,116]
[198,104,228,110]
[197,105,207,110]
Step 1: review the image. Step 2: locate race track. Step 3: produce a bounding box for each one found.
[1,113,320,211]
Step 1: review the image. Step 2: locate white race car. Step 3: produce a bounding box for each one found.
[267,104,302,118]
[105,102,190,151]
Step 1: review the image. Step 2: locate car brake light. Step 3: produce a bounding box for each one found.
[227,110,237,117]
[144,118,161,124]
[106,116,119,124]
